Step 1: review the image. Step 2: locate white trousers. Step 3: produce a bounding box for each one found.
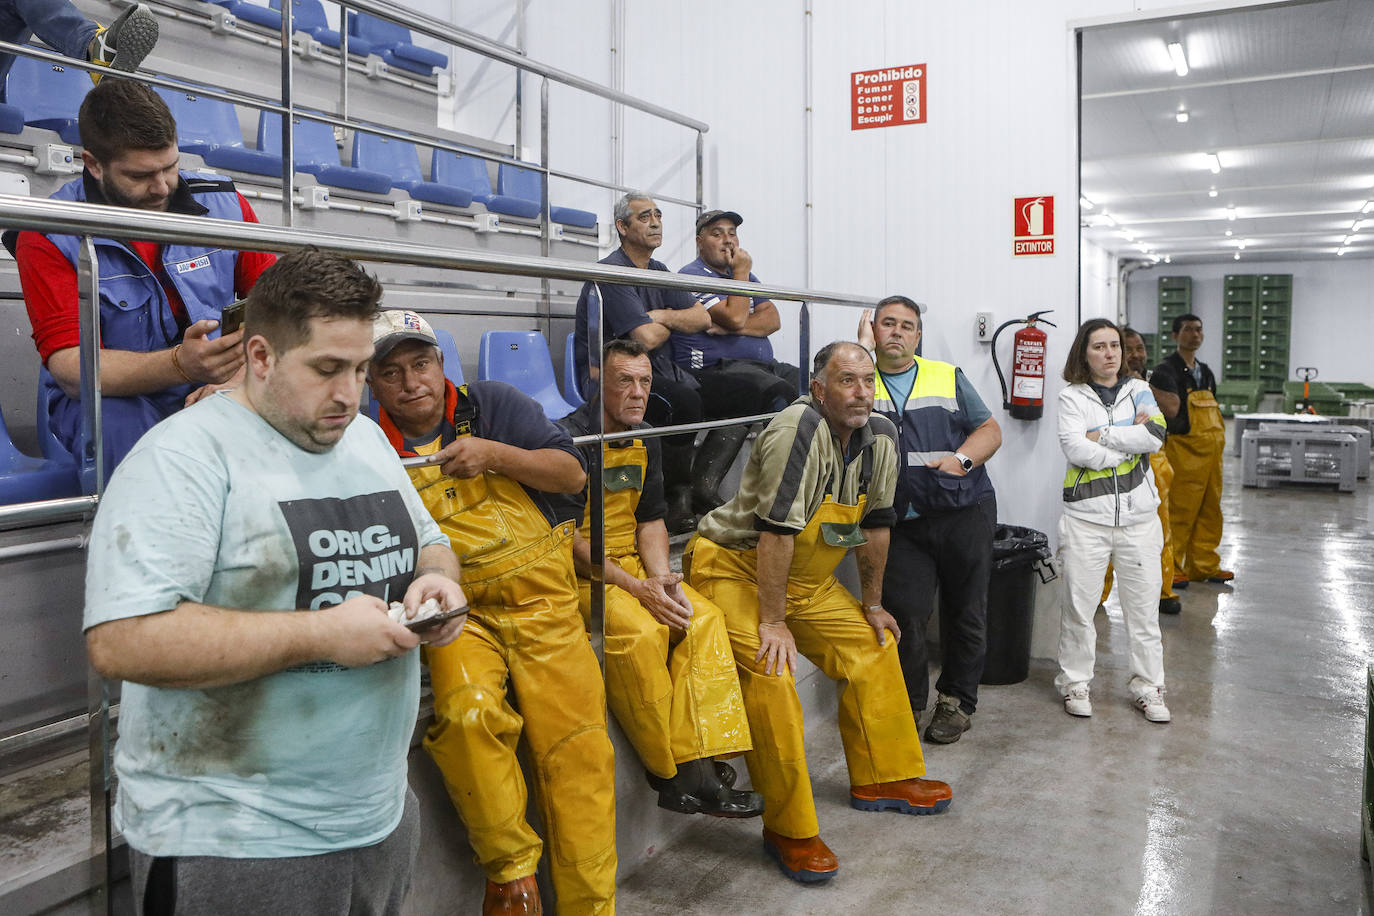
[1055,513,1165,695]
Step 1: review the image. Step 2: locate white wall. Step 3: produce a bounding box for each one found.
[1127,256,1374,383]
[500,0,1282,540]
[1080,237,1118,322]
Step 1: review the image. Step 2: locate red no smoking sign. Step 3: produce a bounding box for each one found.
[851,64,926,130]
[1013,195,1055,256]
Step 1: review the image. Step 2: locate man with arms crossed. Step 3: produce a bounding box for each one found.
[675,209,800,513]
[1150,314,1233,589]
[84,249,466,915]
[686,341,952,884]
[369,310,616,916]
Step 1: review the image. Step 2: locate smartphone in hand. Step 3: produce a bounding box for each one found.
[219,298,247,336]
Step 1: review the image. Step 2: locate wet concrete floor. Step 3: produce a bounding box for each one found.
[617,437,1374,915]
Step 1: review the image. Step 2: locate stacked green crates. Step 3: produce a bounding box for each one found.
[1222,274,1258,383]
[1256,274,1292,393]
[1215,380,1263,417]
[1139,332,1159,368]
[1157,277,1191,366]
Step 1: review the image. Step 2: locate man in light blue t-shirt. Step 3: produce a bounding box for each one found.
[84,249,467,916]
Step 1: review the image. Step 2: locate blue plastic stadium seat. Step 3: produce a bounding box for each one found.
[433,328,467,386]
[259,113,393,194]
[562,332,585,408]
[153,88,283,177]
[479,330,575,421]
[351,132,472,208]
[266,0,374,54]
[431,150,540,219]
[208,0,282,31]
[347,13,447,75]
[0,402,81,505]
[6,51,87,144]
[0,102,24,134]
[498,163,598,228]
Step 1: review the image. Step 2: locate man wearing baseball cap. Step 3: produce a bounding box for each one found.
[368,309,617,916]
[677,209,800,513]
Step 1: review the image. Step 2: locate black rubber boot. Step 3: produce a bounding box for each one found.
[664,485,697,536]
[656,758,765,818]
[647,760,738,790]
[691,425,749,516]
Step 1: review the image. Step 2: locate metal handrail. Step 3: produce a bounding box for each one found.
[341,0,709,133]
[0,197,875,307]
[397,413,780,469]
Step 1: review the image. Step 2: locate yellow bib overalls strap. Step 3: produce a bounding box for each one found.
[578,439,645,560]
[379,385,618,914]
[686,441,924,839]
[1164,387,1226,580]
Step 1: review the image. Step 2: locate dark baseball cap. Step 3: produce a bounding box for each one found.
[695,209,743,234]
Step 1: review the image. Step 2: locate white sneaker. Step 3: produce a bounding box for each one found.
[1133,686,1171,723]
[1063,685,1092,717]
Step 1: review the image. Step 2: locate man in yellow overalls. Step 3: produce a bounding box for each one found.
[1101,327,1181,615]
[555,338,762,818]
[685,340,952,884]
[1150,314,1233,587]
[368,310,616,916]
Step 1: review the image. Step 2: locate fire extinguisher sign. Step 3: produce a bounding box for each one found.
[851,64,926,130]
[1013,195,1055,256]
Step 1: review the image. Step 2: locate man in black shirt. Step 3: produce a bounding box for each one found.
[1149,314,1233,587]
[574,192,711,532]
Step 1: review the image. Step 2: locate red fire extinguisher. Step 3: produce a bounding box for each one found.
[991,310,1056,420]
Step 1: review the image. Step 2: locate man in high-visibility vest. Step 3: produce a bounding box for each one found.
[685,340,952,884]
[865,296,1002,745]
[369,310,616,916]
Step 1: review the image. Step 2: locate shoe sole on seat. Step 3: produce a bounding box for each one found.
[848,795,951,815]
[102,9,159,71]
[763,840,836,884]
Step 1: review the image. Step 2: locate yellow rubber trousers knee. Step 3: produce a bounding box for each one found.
[685,499,923,840]
[1165,390,1226,580]
[1101,450,1177,603]
[425,529,617,916]
[579,553,751,779]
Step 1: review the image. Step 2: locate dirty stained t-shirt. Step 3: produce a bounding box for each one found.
[83,392,445,858]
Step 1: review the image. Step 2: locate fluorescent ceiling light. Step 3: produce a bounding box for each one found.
[1227,206,1236,221]
[1337,248,1346,256]
[1208,188,1218,198]
[1176,110,1189,123]
[1225,229,1233,237]
[1100,213,1117,227]
[1363,201,1374,214]
[1079,196,1094,209]
[1354,220,1364,232]
[1163,255,1172,264]
[1119,229,1136,241]
[1208,153,1223,174]
[1233,252,1241,260]
[1167,42,1189,77]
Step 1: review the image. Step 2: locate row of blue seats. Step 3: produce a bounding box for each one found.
[1,55,595,227]
[208,0,449,76]
[0,328,586,505]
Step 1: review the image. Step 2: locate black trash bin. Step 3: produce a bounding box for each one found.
[980,524,1053,685]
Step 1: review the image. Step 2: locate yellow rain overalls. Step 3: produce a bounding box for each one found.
[381,384,616,915]
[1165,388,1226,580]
[1101,450,1178,603]
[685,483,925,840]
[576,439,751,778]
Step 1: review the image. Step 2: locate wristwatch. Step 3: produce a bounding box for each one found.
[954,452,974,472]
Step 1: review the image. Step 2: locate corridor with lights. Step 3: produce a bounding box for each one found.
[617,421,1373,915]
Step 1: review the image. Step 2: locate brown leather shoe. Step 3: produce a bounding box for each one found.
[850,777,953,815]
[761,827,838,883]
[483,876,541,916]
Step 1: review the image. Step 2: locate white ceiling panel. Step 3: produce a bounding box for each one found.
[1080,0,1373,265]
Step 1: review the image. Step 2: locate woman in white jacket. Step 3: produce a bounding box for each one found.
[1055,319,1170,723]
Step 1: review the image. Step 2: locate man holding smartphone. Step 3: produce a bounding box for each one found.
[368,310,617,916]
[3,79,275,475]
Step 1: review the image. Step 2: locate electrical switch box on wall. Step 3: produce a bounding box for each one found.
[975,312,994,343]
